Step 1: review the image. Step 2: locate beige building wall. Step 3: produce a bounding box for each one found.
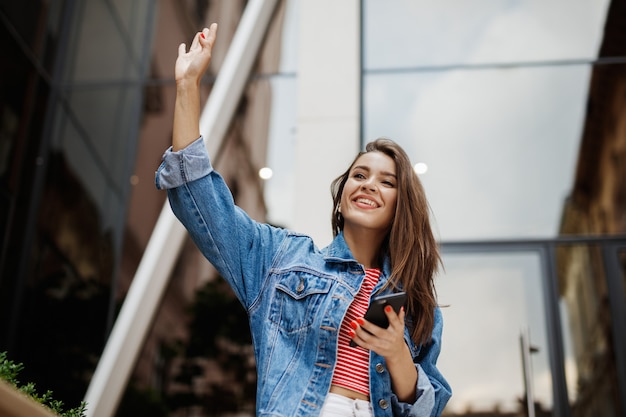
[294,0,361,247]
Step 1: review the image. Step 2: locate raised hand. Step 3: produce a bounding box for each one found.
[172,23,218,151]
[175,23,218,85]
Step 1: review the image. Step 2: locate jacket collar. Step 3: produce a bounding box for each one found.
[322,232,392,279]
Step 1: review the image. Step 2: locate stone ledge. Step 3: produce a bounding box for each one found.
[0,379,57,417]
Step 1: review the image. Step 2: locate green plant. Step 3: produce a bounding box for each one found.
[0,351,87,417]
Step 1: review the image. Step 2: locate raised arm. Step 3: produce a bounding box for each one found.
[173,23,218,151]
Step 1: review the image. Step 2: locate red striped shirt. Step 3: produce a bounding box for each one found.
[331,268,381,396]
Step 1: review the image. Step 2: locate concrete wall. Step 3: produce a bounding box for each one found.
[294,0,361,247]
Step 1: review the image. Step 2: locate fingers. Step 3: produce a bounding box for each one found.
[174,24,218,83]
[352,323,390,351]
[385,305,405,330]
[177,24,217,61]
[199,23,218,49]
[350,305,405,352]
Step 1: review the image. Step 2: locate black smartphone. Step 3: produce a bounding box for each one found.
[349,292,407,347]
[363,292,407,328]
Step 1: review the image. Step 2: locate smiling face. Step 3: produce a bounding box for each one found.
[339,151,398,237]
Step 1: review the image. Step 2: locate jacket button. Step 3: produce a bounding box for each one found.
[375,363,385,373]
[296,279,304,293]
[378,399,389,409]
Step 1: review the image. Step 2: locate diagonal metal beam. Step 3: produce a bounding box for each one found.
[83,1,278,415]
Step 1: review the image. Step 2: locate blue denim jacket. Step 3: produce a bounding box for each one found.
[156,137,451,417]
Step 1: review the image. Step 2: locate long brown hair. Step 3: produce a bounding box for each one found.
[330,138,441,346]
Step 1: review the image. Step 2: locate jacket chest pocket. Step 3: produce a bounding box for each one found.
[269,271,333,333]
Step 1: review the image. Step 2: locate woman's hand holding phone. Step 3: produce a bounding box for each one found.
[349,292,407,347]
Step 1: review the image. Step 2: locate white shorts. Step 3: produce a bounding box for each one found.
[320,392,374,417]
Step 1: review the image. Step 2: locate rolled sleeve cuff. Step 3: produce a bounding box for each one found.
[155,136,213,190]
[392,364,435,417]
[413,364,435,413]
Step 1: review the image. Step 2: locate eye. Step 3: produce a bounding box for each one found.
[381,177,397,187]
[352,172,366,180]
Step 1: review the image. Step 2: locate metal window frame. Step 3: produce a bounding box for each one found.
[442,235,626,416]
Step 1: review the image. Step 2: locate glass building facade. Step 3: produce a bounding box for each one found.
[357,1,626,416]
[0,0,158,406]
[0,1,624,416]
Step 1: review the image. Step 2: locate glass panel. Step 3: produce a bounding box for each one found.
[363,0,610,70]
[556,243,623,416]
[54,108,126,235]
[110,0,157,55]
[261,0,299,228]
[67,0,153,83]
[41,0,155,241]
[437,251,554,415]
[64,86,140,179]
[364,65,589,241]
[2,1,68,69]
[264,75,297,228]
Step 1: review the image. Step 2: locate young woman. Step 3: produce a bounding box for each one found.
[156,24,451,417]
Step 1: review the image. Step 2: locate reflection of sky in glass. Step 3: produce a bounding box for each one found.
[437,252,551,413]
[365,66,589,240]
[363,0,608,68]
[363,0,610,241]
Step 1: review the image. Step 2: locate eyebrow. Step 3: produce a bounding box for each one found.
[352,165,397,178]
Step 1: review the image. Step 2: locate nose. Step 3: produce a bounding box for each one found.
[361,179,377,192]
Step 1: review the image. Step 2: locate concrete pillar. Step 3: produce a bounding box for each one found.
[294,0,361,247]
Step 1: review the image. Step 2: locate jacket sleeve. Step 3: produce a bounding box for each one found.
[392,307,452,417]
[155,136,288,308]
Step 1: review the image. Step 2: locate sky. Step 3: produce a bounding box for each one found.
[263,0,611,412]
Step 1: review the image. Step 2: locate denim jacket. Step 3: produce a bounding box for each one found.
[156,137,451,417]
